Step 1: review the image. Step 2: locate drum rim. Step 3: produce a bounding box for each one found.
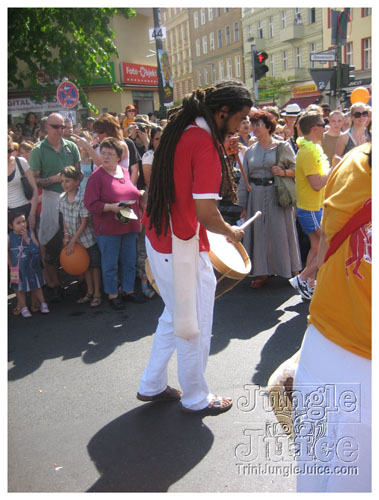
[208,240,251,279]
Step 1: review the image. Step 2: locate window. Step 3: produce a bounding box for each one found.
[210,32,215,51]
[363,38,371,69]
[204,67,209,84]
[247,24,253,40]
[296,47,302,68]
[202,35,208,54]
[234,22,240,42]
[268,17,273,38]
[217,29,223,48]
[362,8,371,17]
[219,60,225,80]
[201,8,206,25]
[258,21,263,39]
[224,8,229,13]
[208,8,213,21]
[195,39,201,57]
[227,58,233,78]
[194,12,199,28]
[177,53,181,76]
[216,8,221,17]
[210,63,216,82]
[295,8,302,24]
[225,25,231,45]
[309,8,316,24]
[269,54,274,76]
[281,11,286,29]
[235,55,241,77]
[309,42,316,68]
[346,42,353,66]
[283,50,288,71]
[198,69,202,87]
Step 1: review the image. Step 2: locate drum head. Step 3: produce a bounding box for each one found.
[207,231,251,279]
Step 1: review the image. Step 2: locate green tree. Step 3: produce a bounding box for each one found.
[257,75,294,103]
[8,8,136,113]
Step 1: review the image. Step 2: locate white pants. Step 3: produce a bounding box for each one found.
[293,324,371,492]
[138,238,217,410]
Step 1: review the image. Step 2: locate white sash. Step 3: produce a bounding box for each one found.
[171,218,200,340]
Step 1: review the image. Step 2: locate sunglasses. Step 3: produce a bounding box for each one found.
[315,123,326,128]
[353,111,369,119]
[250,121,265,128]
[47,123,66,130]
[8,148,15,154]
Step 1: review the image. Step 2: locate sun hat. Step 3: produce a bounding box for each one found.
[282,103,301,116]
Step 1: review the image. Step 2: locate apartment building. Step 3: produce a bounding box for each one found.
[189,8,244,91]
[161,8,194,103]
[323,8,372,97]
[242,8,325,107]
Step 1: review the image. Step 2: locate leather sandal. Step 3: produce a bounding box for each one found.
[90,296,102,308]
[137,385,182,402]
[180,396,233,415]
[77,293,93,304]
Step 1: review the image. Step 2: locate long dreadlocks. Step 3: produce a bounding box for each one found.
[146,80,253,236]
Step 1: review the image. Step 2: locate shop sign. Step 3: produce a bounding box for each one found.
[292,84,318,97]
[121,62,158,86]
[8,96,83,114]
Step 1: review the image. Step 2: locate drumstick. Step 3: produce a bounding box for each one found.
[234,154,250,192]
[239,211,262,230]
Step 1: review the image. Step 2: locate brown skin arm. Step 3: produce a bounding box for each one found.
[195,199,244,243]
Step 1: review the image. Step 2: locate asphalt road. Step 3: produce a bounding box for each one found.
[8,273,309,492]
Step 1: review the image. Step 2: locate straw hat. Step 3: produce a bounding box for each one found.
[281,103,301,116]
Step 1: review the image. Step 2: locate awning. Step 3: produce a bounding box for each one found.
[281,95,320,111]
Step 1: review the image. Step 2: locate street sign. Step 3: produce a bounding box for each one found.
[56,81,79,109]
[310,51,336,62]
[149,26,166,41]
[309,69,336,91]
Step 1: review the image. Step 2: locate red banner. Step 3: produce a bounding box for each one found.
[121,62,158,86]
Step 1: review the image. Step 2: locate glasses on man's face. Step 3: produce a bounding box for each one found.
[8,148,15,154]
[250,121,265,128]
[100,151,117,157]
[353,111,369,119]
[315,123,326,128]
[47,123,65,130]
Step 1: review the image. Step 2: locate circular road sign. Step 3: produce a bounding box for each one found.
[57,81,79,109]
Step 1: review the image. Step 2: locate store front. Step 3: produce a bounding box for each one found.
[121,62,159,114]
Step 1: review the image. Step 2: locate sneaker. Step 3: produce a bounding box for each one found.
[40,302,50,314]
[289,276,312,300]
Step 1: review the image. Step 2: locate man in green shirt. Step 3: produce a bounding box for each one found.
[29,113,81,301]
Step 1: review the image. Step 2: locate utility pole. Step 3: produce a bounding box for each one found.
[251,44,258,102]
[153,8,167,118]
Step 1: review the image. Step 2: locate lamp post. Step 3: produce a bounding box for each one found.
[153,7,167,118]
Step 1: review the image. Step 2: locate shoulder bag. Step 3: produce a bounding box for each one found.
[15,157,34,200]
[273,142,297,208]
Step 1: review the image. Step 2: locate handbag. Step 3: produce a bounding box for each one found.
[274,142,297,208]
[15,157,34,200]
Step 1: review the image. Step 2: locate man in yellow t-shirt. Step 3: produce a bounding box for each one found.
[293,143,371,492]
[289,110,331,299]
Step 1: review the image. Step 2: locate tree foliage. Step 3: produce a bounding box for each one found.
[258,75,293,95]
[8,8,136,113]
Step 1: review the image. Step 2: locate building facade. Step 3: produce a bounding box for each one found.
[161,8,193,104]
[189,8,244,91]
[242,7,325,107]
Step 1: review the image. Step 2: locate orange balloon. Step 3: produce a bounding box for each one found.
[60,243,90,275]
[350,87,370,105]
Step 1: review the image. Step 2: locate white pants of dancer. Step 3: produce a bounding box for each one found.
[138,238,217,411]
[293,324,371,492]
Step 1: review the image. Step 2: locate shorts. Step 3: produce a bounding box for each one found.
[86,243,101,268]
[297,208,323,234]
[44,228,63,265]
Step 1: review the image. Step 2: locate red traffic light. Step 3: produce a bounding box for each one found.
[257,52,268,63]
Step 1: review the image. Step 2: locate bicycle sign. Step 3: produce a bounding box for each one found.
[56,81,79,108]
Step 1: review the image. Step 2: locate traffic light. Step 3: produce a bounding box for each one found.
[254,51,269,81]
[341,64,355,87]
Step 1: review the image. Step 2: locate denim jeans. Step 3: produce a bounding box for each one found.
[96,232,137,295]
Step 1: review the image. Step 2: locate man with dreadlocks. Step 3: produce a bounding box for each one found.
[137,81,253,415]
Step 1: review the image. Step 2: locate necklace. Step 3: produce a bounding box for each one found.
[296,137,330,172]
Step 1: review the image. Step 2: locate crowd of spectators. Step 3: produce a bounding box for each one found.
[8,97,371,317]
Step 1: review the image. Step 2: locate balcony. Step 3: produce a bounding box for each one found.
[279,24,304,43]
